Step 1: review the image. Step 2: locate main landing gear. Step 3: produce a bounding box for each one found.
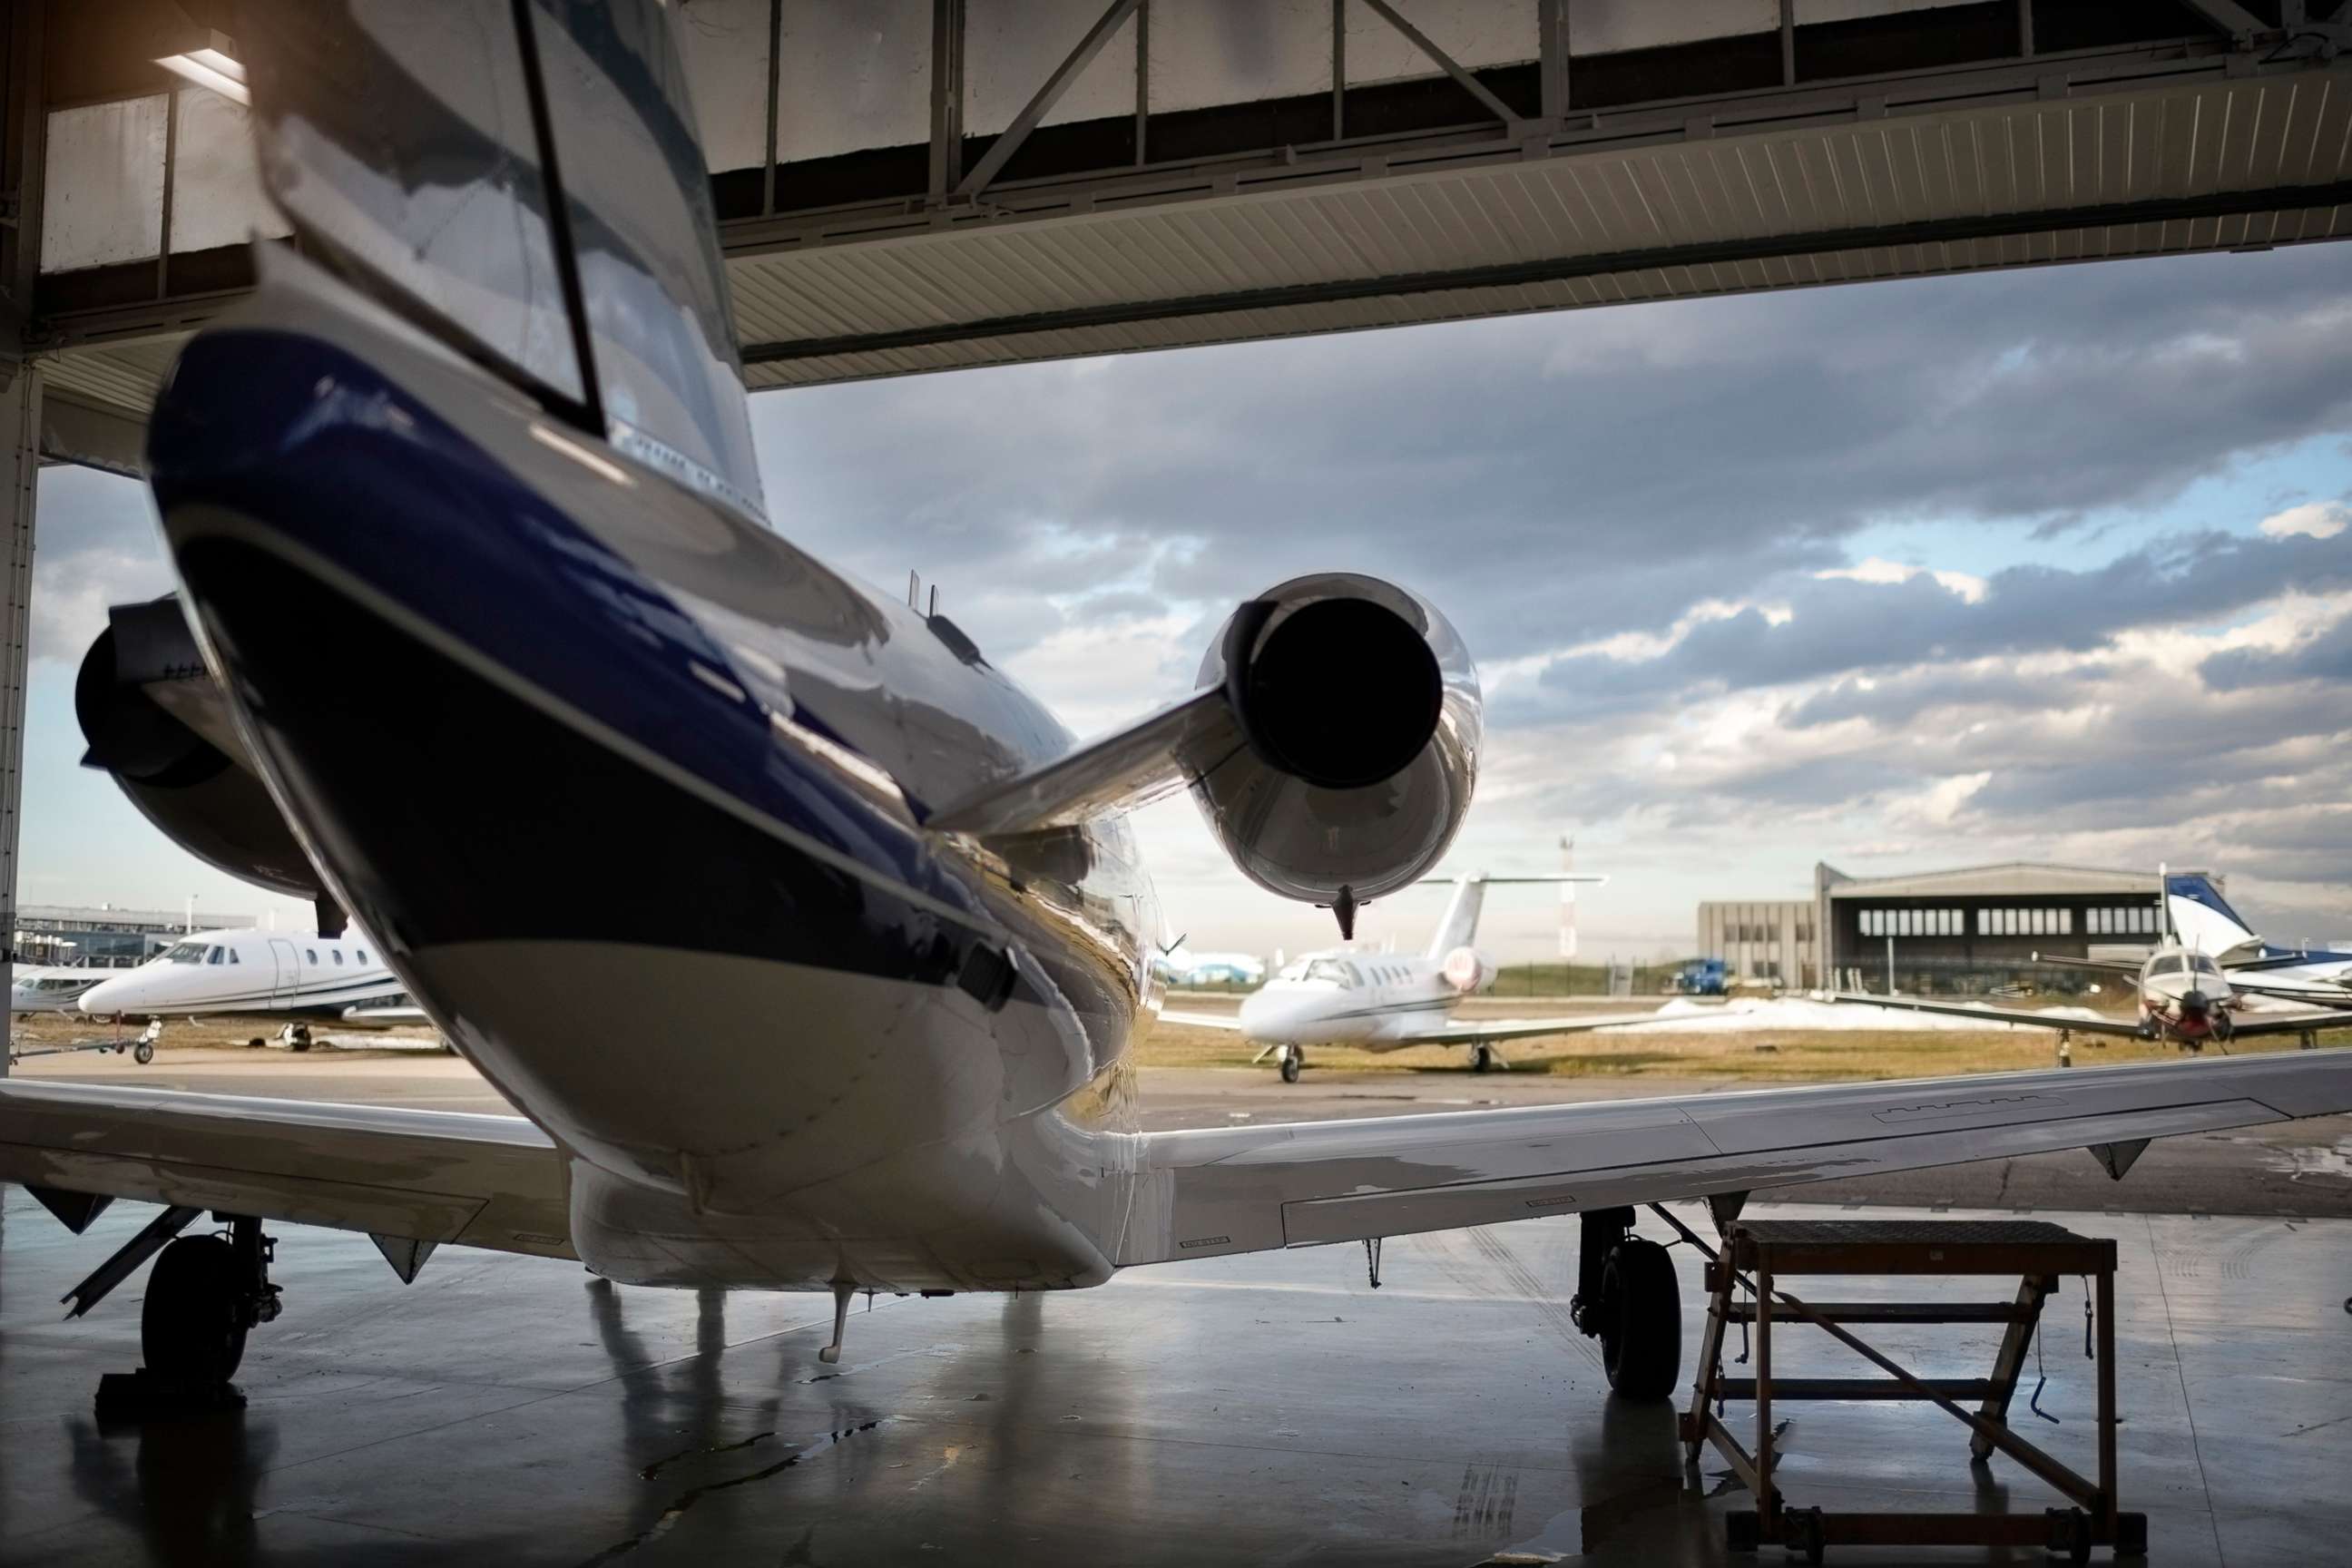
[142,1219,282,1385]
[1570,1206,1681,1400]
[1278,1044,1304,1083]
[61,1209,283,1413]
[279,1023,316,1053]
[1470,1043,1500,1074]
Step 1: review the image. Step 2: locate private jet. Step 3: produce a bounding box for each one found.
[10,965,110,1014]
[5,1,2349,1421]
[1161,871,1694,1078]
[75,927,406,1051]
[1152,945,1268,987]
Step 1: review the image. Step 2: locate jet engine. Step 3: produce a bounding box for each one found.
[1191,573,1481,928]
[1440,946,1494,993]
[74,595,325,901]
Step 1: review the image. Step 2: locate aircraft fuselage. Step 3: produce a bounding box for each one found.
[148,260,1166,1296]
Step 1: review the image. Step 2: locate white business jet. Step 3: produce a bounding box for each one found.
[77,928,407,1051]
[1162,871,1705,1078]
[5,2,2349,1417]
[10,965,110,1014]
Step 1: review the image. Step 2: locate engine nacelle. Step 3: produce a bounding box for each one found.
[1191,573,1481,908]
[1440,946,1494,994]
[75,596,325,901]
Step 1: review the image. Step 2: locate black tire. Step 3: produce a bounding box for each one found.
[1279,1048,1301,1084]
[1598,1238,1681,1400]
[1471,1044,1494,1073]
[142,1235,249,1383]
[247,1037,265,1049]
[133,1041,154,1065]
[289,1033,311,1054]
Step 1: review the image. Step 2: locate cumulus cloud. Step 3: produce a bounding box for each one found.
[2259,500,2348,539]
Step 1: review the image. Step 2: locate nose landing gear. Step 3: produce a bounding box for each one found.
[1278,1044,1304,1083]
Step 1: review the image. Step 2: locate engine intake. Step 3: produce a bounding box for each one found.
[1192,574,1481,911]
[75,596,325,901]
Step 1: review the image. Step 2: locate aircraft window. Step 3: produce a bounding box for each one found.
[357,948,369,965]
[306,948,318,965]
[230,950,240,964]
[1278,960,1310,981]
[207,946,223,965]
[1304,958,1355,988]
[333,950,345,965]
[2192,956,2222,975]
[2152,956,2187,975]
[162,942,206,964]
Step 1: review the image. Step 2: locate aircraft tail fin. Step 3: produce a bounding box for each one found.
[237,0,764,521]
[1425,877,1487,959]
[2165,872,2260,957]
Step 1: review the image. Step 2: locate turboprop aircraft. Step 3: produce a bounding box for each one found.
[1835,945,2352,1053]
[1835,869,2352,1051]
[1161,871,1684,1079]
[75,927,407,1050]
[5,1,2350,1414]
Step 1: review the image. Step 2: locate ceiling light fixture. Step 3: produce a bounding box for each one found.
[155,43,247,105]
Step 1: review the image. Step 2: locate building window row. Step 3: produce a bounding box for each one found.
[1978,907,2073,936]
[2085,906,2162,936]
[1859,907,1965,938]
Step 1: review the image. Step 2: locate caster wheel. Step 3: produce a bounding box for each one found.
[142,1236,250,1384]
[133,1041,155,1065]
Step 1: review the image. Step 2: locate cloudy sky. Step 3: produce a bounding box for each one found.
[24,242,2352,960]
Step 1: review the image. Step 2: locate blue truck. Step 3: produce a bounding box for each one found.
[1669,958,1729,996]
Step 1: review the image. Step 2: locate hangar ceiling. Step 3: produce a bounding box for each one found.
[11,0,2352,467]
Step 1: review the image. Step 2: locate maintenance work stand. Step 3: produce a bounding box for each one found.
[1678,1218,2145,1563]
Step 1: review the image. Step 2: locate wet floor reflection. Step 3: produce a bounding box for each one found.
[65,1410,279,1568]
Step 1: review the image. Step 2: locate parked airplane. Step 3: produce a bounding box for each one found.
[1161,871,1683,1078]
[2160,870,2352,999]
[75,928,406,1050]
[5,2,2348,1416]
[10,965,110,1014]
[1152,944,1268,987]
[1836,868,2352,1051]
[1835,946,2352,1052]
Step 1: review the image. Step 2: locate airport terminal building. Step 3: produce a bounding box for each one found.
[1700,863,2192,992]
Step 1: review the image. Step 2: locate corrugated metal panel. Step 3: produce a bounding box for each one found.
[40,64,2352,411]
[729,65,2352,383]
[1826,863,2198,898]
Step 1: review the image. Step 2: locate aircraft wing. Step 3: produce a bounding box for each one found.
[1157,1009,1246,1031]
[1119,1050,2352,1265]
[1828,993,2147,1038]
[2228,1008,2352,1039]
[2031,954,2142,975]
[1396,1009,1702,1046]
[0,1081,572,1259]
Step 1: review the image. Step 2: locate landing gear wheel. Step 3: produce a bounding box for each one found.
[1597,1238,1681,1400]
[142,1236,250,1384]
[133,1041,154,1065]
[1471,1044,1495,1074]
[1279,1046,1302,1084]
[287,1025,312,1054]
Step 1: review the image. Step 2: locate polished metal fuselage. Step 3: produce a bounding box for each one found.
[151,257,1165,1294]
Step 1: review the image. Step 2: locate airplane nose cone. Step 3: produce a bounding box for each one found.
[2180,988,2210,1017]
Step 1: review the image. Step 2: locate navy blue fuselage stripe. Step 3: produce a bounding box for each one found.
[146,329,966,924]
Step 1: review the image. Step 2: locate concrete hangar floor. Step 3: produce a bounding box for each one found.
[4,1058,2349,1566]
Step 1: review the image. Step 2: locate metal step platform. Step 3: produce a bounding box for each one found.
[1678,1217,2146,1563]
